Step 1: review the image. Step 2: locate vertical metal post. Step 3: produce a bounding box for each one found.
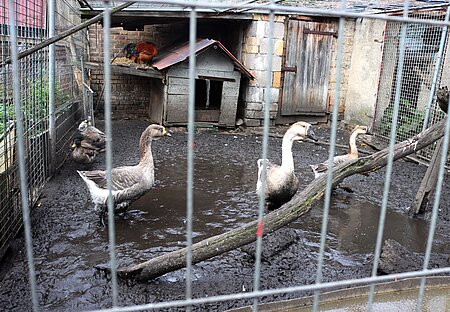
[416,100,450,310]
[186,7,197,311]
[422,6,450,131]
[367,2,410,311]
[48,0,56,176]
[8,0,39,311]
[312,1,346,310]
[80,54,87,120]
[253,2,275,311]
[103,0,118,308]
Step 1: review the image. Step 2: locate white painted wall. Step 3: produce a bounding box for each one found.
[344,18,386,127]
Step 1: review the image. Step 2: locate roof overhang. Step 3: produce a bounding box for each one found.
[153,38,255,79]
[80,8,255,30]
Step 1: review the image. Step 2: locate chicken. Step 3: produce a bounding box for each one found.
[123,42,158,65]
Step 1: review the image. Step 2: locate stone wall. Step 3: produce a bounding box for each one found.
[241,14,286,127]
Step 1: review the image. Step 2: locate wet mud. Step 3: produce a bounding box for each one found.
[0,120,449,311]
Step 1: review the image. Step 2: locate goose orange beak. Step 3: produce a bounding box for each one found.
[164,128,173,137]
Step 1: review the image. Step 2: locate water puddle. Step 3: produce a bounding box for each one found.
[112,157,259,250]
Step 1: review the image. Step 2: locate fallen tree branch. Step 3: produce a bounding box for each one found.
[106,118,447,281]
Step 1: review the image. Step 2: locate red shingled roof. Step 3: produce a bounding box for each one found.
[152,38,254,79]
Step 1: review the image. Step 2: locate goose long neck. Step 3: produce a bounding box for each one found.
[139,139,154,167]
[281,134,295,172]
[348,131,359,157]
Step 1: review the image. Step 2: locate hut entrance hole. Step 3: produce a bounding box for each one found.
[195,79,223,122]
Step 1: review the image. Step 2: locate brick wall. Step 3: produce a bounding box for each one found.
[241,14,286,127]
[241,16,356,126]
[328,19,356,116]
[88,23,186,119]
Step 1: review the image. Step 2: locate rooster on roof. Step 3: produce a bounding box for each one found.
[122,41,158,65]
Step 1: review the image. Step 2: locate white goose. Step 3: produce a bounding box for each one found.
[256,121,317,210]
[78,124,171,221]
[310,125,368,178]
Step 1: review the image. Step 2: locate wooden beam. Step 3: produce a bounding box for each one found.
[111,64,163,79]
[410,138,445,216]
[1,2,136,66]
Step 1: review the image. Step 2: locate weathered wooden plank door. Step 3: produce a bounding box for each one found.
[281,19,336,115]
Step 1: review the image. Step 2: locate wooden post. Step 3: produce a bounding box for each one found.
[411,138,445,216]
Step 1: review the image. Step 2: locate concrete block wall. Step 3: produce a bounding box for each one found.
[241,14,286,127]
[88,23,185,119]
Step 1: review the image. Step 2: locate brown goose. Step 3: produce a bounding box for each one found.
[78,118,106,150]
[70,135,101,164]
[256,121,317,210]
[78,124,171,221]
[310,125,368,178]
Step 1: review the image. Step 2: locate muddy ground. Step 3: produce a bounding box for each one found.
[0,119,449,311]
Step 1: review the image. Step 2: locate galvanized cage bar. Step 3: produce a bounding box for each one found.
[312,2,347,310]
[8,0,40,311]
[253,2,275,311]
[0,0,449,311]
[185,6,197,311]
[368,3,411,310]
[102,1,119,308]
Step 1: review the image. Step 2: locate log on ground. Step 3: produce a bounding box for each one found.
[103,118,448,281]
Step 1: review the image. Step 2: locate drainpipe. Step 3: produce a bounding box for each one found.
[48,0,56,176]
[422,6,450,131]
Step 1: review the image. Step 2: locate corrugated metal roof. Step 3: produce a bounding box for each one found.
[152,38,255,79]
[81,0,449,14]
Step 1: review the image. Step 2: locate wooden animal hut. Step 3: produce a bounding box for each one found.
[113,39,254,127]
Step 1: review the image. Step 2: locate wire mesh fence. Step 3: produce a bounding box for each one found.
[0,0,87,260]
[0,0,450,312]
[372,8,450,166]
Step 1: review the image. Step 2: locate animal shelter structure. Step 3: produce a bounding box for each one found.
[111,38,254,127]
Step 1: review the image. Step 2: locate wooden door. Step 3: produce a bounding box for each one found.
[281,19,336,116]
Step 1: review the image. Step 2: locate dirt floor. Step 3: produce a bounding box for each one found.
[0,119,449,311]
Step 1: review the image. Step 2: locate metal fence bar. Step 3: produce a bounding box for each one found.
[85,267,450,312]
[48,0,56,176]
[416,101,450,309]
[253,1,275,311]
[102,1,119,308]
[185,6,197,311]
[312,1,346,310]
[131,0,450,27]
[8,0,39,311]
[367,2,410,310]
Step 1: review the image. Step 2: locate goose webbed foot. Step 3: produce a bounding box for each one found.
[99,204,107,227]
[115,201,130,216]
